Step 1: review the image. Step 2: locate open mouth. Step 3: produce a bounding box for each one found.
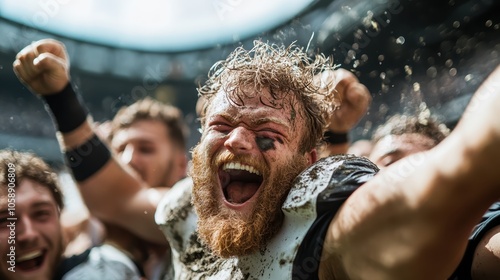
[16,250,46,272]
[219,162,263,205]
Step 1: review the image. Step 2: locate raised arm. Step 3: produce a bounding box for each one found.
[317,69,372,157]
[12,39,167,244]
[320,66,500,280]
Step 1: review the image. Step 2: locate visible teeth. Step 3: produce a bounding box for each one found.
[18,250,42,262]
[223,162,261,175]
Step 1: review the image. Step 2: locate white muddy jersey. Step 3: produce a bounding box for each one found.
[155,155,378,280]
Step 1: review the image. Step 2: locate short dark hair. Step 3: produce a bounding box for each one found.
[372,114,450,146]
[0,149,64,210]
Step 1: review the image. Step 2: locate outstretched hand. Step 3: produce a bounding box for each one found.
[319,69,372,133]
[13,38,70,95]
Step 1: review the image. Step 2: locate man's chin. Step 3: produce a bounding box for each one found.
[197,203,284,258]
[198,215,261,257]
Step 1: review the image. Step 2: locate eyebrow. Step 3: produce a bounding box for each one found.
[217,112,290,131]
[380,149,402,158]
[0,201,56,215]
[252,117,289,129]
[31,201,56,209]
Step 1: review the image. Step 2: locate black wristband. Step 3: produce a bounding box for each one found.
[65,134,111,182]
[42,83,89,133]
[323,130,349,144]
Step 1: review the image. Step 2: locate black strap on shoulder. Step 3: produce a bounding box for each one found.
[449,202,500,279]
[292,155,379,279]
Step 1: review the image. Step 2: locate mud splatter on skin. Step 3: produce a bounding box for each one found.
[256,137,276,151]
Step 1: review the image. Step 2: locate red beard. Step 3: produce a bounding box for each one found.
[190,143,309,257]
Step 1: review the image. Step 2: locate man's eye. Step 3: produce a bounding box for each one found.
[212,124,233,133]
[259,130,284,144]
[139,147,155,154]
[0,217,10,227]
[381,157,398,167]
[34,210,52,221]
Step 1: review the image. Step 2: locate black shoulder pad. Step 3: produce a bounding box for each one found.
[312,155,379,215]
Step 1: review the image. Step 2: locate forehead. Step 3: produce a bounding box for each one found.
[205,88,304,129]
[112,119,170,145]
[0,179,56,211]
[371,133,435,157]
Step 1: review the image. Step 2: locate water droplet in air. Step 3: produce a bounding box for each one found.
[413,82,421,92]
[426,67,438,78]
[445,59,453,67]
[404,65,413,76]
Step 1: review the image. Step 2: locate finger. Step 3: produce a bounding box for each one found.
[13,52,40,83]
[31,41,40,57]
[35,38,68,61]
[12,59,26,81]
[16,40,50,80]
[33,52,67,71]
[344,82,372,111]
[15,42,38,60]
[333,69,359,97]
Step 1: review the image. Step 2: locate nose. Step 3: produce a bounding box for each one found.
[119,144,143,173]
[224,127,254,153]
[120,144,134,165]
[17,216,38,244]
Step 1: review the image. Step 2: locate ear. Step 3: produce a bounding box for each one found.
[306,148,317,165]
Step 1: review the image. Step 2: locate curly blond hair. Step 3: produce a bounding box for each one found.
[198,40,338,152]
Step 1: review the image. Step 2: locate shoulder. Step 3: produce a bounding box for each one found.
[155,176,193,226]
[155,177,198,253]
[469,202,500,279]
[60,245,142,280]
[284,155,379,212]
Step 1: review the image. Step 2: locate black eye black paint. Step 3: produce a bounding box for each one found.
[256,137,275,151]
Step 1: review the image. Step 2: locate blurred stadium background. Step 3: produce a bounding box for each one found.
[1,0,499,165]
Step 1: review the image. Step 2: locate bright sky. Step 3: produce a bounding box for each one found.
[0,0,314,51]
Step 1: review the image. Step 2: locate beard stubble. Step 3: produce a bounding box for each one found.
[191,144,309,258]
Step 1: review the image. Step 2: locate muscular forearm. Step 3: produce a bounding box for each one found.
[79,162,168,244]
[45,83,167,244]
[13,39,167,244]
[324,147,498,280]
[322,66,500,279]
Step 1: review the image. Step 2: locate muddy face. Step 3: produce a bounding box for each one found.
[191,88,313,257]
